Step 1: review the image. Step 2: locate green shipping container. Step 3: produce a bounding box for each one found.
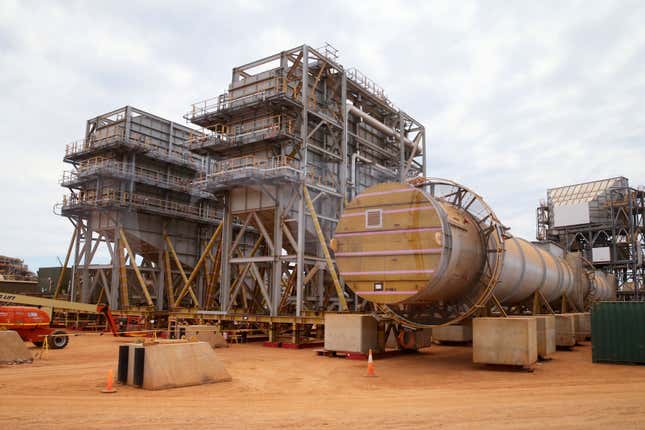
[592,302,645,364]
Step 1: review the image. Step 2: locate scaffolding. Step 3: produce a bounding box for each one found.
[537,177,645,300]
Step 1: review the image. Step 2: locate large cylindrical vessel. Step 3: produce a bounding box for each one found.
[332,181,600,326]
[589,271,617,301]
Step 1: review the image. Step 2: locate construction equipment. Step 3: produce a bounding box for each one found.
[0,291,119,348]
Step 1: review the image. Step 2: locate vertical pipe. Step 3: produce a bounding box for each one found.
[421,128,428,177]
[81,222,92,303]
[399,113,405,182]
[70,221,82,301]
[272,191,283,316]
[110,224,121,309]
[295,45,309,317]
[219,192,232,311]
[340,71,348,201]
[156,250,164,311]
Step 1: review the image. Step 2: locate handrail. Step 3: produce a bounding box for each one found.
[60,157,198,192]
[186,77,293,120]
[61,190,218,221]
[64,127,199,167]
[188,114,296,149]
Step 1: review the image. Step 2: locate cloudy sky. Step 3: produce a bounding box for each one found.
[1,0,644,272]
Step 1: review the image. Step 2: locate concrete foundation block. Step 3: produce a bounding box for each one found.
[184,325,228,348]
[572,313,591,342]
[473,317,538,367]
[140,341,231,390]
[555,314,576,347]
[126,343,144,385]
[0,330,32,364]
[324,313,378,353]
[432,325,473,343]
[511,315,555,359]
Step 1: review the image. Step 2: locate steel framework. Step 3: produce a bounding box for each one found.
[57,106,220,311]
[56,45,426,342]
[537,177,645,300]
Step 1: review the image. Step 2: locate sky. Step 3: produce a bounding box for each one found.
[1,0,644,272]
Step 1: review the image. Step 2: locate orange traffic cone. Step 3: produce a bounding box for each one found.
[366,349,376,377]
[101,368,117,393]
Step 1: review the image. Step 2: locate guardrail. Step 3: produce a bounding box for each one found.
[61,190,218,221]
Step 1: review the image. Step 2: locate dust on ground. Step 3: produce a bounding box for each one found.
[1,335,644,429]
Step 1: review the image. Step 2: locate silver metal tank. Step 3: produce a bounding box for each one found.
[332,180,586,325]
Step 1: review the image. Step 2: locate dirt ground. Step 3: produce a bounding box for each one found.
[1,335,644,430]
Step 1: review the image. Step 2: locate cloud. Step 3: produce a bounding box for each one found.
[0,0,644,271]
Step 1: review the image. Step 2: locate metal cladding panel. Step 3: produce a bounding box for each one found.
[592,247,611,262]
[553,203,590,227]
[592,302,645,364]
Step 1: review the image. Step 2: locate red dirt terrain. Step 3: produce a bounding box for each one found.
[1,335,644,429]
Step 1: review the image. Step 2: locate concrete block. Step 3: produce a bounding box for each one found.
[126,343,144,385]
[432,325,473,343]
[511,315,555,359]
[184,325,228,348]
[572,313,591,342]
[555,314,576,347]
[141,341,231,390]
[324,313,378,353]
[0,330,32,364]
[473,317,537,367]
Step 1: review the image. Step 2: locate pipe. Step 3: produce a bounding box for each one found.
[346,102,423,154]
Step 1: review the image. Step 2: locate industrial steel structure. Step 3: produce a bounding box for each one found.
[56,44,426,342]
[57,106,219,311]
[178,44,425,341]
[537,177,645,300]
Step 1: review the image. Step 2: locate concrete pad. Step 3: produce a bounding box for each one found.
[142,341,231,390]
[432,325,473,343]
[184,325,228,348]
[324,313,378,353]
[473,317,537,367]
[0,330,32,364]
[555,314,576,347]
[573,313,591,342]
[511,316,555,359]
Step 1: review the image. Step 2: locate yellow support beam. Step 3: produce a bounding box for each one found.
[303,186,348,311]
[163,251,174,304]
[174,223,223,308]
[164,234,199,307]
[119,229,153,306]
[53,226,77,299]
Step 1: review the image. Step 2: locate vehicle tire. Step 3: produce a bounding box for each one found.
[33,340,44,348]
[48,330,69,349]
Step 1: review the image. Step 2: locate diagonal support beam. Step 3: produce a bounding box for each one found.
[252,212,274,254]
[54,226,78,299]
[303,186,348,311]
[164,233,199,307]
[119,229,153,306]
[174,223,223,307]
